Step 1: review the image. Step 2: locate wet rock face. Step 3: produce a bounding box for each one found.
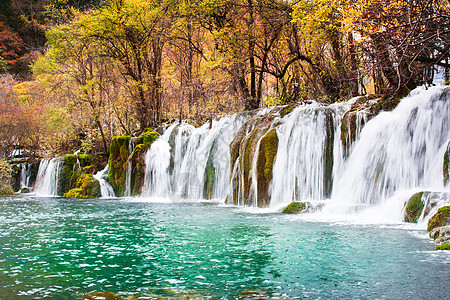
[428,206,450,232]
[340,97,375,156]
[444,141,450,186]
[229,108,282,207]
[108,135,131,197]
[404,192,425,223]
[429,226,450,249]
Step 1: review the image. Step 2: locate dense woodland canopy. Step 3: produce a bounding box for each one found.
[0,0,449,159]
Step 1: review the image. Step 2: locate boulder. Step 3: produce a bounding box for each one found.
[427,206,450,232]
[281,202,306,214]
[404,192,425,223]
[63,174,101,199]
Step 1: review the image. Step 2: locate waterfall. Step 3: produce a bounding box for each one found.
[19,163,31,190]
[124,142,135,197]
[269,102,350,208]
[142,113,254,199]
[330,86,450,208]
[93,166,115,198]
[33,157,63,196]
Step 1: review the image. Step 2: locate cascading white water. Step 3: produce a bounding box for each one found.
[124,142,135,197]
[269,102,350,208]
[331,87,450,205]
[19,163,31,190]
[33,157,63,196]
[142,113,253,199]
[93,165,115,198]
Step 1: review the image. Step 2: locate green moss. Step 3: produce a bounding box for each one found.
[242,130,257,200]
[0,183,14,196]
[63,188,82,198]
[108,135,130,197]
[131,143,149,196]
[142,130,159,147]
[444,142,449,186]
[279,103,297,118]
[404,192,425,223]
[436,243,450,250]
[63,154,80,194]
[203,165,215,199]
[77,154,92,167]
[427,206,450,232]
[256,129,278,207]
[281,202,306,214]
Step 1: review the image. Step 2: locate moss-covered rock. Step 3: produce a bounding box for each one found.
[203,165,215,199]
[20,187,30,193]
[436,243,450,250]
[63,188,82,198]
[404,192,425,223]
[281,202,306,214]
[130,144,148,196]
[142,129,159,147]
[62,154,93,195]
[279,103,297,118]
[229,109,282,206]
[0,184,14,196]
[108,135,130,197]
[444,141,450,186]
[256,129,278,207]
[63,174,101,199]
[427,206,450,232]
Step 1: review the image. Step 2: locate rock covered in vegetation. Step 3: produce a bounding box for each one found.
[281,202,306,214]
[203,144,216,199]
[427,206,450,232]
[228,107,283,207]
[444,141,450,186]
[130,129,159,196]
[108,130,159,197]
[404,192,425,223]
[256,128,278,207]
[62,153,93,194]
[8,159,40,192]
[340,96,376,156]
[108,135,131,197]
[63,171,101,199]
[429,226,450,250]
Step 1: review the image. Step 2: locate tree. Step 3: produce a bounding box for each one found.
[0,21,23,73]
[343,0,450,94]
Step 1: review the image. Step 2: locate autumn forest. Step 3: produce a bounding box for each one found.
[0,0,449,159]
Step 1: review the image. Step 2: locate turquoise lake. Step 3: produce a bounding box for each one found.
[0,196,449,299]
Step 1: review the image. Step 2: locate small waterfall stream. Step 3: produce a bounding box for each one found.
[93,166,115,198]
[331,87,450,209]
[142,113,254,199]
[33,157,63,196]
[269,102,349,207]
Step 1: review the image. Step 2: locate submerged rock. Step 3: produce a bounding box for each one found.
[281,202,306,214]
[427,206,450,232]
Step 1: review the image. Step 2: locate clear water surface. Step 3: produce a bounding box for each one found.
[0,196,449,299]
